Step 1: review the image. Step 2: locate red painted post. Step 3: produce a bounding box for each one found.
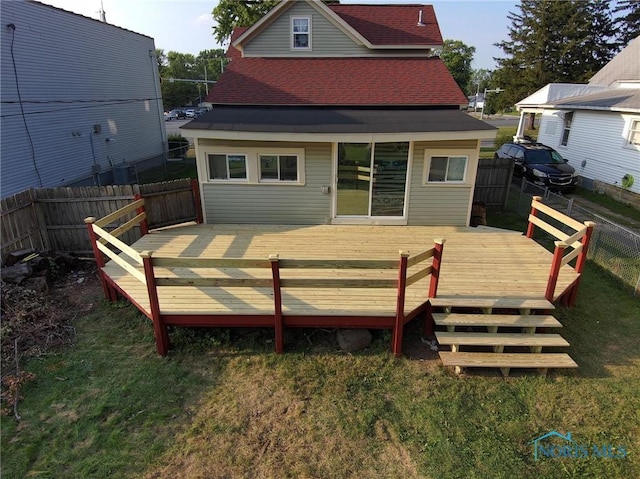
[134,194,149,236]
[270,254,284,354]
[191,179,204,224]
[140,251,170,356]
[526,196,542,238]
[545,241,567,302]
[568,221,596,306]
[428,239,446,298]
[392,252,409,357]
[84,216,112,300]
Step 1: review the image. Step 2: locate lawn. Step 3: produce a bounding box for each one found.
[2,217,639,478]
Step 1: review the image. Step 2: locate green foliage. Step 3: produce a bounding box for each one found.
[493,0,619,107]
[212,0,281,44]
[466,68,493,97]
[439,39,476,93]
[614,0,640,46]
[167,134,189,159]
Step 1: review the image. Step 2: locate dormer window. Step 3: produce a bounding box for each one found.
[291,16,311,50]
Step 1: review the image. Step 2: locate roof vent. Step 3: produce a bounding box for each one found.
[417,10,425,27]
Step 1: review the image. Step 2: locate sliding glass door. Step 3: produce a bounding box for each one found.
[336,142,409,218]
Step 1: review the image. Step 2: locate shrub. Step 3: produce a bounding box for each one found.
[167,134,189,159]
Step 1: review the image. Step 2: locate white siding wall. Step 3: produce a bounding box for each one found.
[538,110,640,194]
[198,140,332,224]
[1,1,165,196]
[407,140,478,225]
[244,2,369,57]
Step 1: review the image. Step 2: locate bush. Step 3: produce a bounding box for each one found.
[167,134,189,159]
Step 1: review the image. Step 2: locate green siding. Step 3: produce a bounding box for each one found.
[201,141,332,224]
[407,141,475,225]
[243,2,370,56]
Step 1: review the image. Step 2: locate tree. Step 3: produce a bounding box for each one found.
[439,40,475,93]
[493,0,619,106]
[211,0,340,44]
[614,0,640,46]
[212,0,280,44]
[466,68,492,97]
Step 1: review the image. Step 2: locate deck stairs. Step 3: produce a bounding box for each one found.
[430,297,577,377]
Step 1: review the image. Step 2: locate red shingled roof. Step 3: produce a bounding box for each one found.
[205,57,467,106]
[328,4,442,46]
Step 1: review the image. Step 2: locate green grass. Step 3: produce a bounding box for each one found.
[574,187,640,224]
[2,260,639,478]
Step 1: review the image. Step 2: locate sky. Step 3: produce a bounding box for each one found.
[35,0,518,70]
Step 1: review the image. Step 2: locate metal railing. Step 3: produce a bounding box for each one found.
[509,178,640,295]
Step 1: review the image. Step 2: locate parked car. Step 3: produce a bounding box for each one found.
[164,110,177,121]
[185,108,195,118]
[169,109,186,119]
[495,141,579,191]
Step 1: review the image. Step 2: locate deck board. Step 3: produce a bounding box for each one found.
[102,224,580,318]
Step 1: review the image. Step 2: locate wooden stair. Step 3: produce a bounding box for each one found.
[430,297,577,377]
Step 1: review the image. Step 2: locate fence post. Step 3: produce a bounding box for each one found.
[568,221,596,306]
[526,196,542,238]
[270,254,284,354]
[191,179,204,224]
[428,239,446,298]
[84,216,114,301]
[392,251,410,357]
[134,194,149,236]
[140,251,170,356]
[545,241,567,302]
[566,198,574,217]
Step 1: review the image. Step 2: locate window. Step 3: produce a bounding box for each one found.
[208,154,247,180]
[427,156,467,183]
[561,112,573,146]
[627,119,640,147]
[291,16,310,49]
[260,155,298,182]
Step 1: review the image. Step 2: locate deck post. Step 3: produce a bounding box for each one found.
[526,196,542,238]
[392,251,410,357]
[140,251,169,356]
[191,179,204,224]
[134,194,149,236]
[545,241,567,302]
[84,216,113,301]
[567,221,596,306]
[270,254,284,354]
[428,239,446,298]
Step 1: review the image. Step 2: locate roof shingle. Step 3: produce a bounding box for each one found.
[206,57,466,107]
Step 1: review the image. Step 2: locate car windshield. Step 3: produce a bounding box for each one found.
[526,149,565,165]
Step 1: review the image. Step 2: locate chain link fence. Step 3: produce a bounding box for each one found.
[508,178,640,295]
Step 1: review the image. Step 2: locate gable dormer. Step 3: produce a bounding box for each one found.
[233,0,442,58]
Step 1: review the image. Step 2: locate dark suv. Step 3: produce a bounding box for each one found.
[495,141,578,191]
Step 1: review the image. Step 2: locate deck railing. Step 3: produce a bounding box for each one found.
[84,197,148,299]
[140,246,442,356]
[526,196,595,303]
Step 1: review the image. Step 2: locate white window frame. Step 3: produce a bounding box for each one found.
[626,118,640,148]
[560,111,573,147]
[259,154,300,183]
[291,16,311,50]
[202,147,305,185]
[424,154,469,185]
[207,153,248,182]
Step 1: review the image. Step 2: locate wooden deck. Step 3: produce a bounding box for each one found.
[102,223,579,317]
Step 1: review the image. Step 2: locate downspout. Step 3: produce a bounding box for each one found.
[149,50,168,163]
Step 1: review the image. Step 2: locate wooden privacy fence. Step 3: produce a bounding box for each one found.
[1,179,202,260]
[526,196,595,304]
[474,157,514,209]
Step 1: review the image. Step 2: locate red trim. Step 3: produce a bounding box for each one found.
[526,197,541,238]
[271,256,284,354]
[575,223,595,274]
[104,275,152,319]
[134,194,149,236]
[142,254,169,356]
[429,240,444,298]
[545,243,566,302]
[191,179,204,224]
[163,314,274,327]
[392,254,409,356]
[85,219,112,300]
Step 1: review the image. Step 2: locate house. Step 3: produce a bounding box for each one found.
[1,0,166,197]
[182,0,496,226]
[515,36,640,198]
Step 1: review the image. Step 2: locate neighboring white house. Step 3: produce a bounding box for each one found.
[515,36,640,196]
[1,0,167,197]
